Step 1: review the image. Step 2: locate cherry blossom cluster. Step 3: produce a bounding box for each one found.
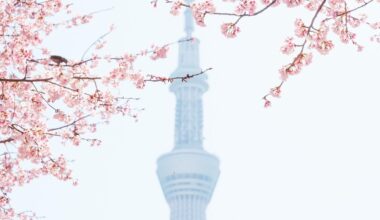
[190,0,216,26]
[163,0,380,107]
[166,0,279,38]
[0,0,205,218]
[170,1,183,15]
[282,0,304,7]
[235,0,257,15]
[150,45,170,60]
[221,23,241,38]
[264,0,380,107]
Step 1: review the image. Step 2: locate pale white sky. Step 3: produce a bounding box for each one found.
[12,1,380,220]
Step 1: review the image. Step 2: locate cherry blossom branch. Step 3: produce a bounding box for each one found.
[0,138,13,144]
[46,81,79,93]
[73,76,102,80]
[9,124,25,134]
[32,82,58,111]
[48,115,91,132]
[81,29,113,61]
[144,67,212,83]
[0,77,53,82]
[318,0,375,25]
[263,0,327,107]
[28,57,94,67]
[208,0,277,17]
[164,0,277,32]
[163,0,280,37]
[335,0,374,17]
[301,0,327,52]
[161,0,379,107]
[0,1,160,218]
[27,38,193,69]
[164,0,276,17]
[49,6,114,29]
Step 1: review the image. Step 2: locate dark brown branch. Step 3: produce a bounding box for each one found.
[9,124,25,133]
[0,138,13,144]
[144,67,212,83]
[0,77,53,82]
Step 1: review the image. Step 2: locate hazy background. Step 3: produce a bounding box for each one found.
[12,1,380,220]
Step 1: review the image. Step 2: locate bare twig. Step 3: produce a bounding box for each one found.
[48,114,91,132]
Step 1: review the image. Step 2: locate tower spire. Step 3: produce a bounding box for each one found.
[157,2,220,220]
[184,0,194,37]
[170,0,207,150]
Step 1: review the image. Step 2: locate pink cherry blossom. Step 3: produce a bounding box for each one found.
[282,0,304,7]
[150,46,169,60]
[191,0,216,26]
[170,1,183,15]
[315,40,334,55]
[294,19,308,37]
[281,37,295,54]
[264,99,271,108]
[270,87,281,97]
[221,23,241,38]
[235,0,257,15]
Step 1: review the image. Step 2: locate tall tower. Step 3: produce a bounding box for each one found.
[156,1,220,220]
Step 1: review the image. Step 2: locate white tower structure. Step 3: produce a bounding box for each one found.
[156,2,220,220]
